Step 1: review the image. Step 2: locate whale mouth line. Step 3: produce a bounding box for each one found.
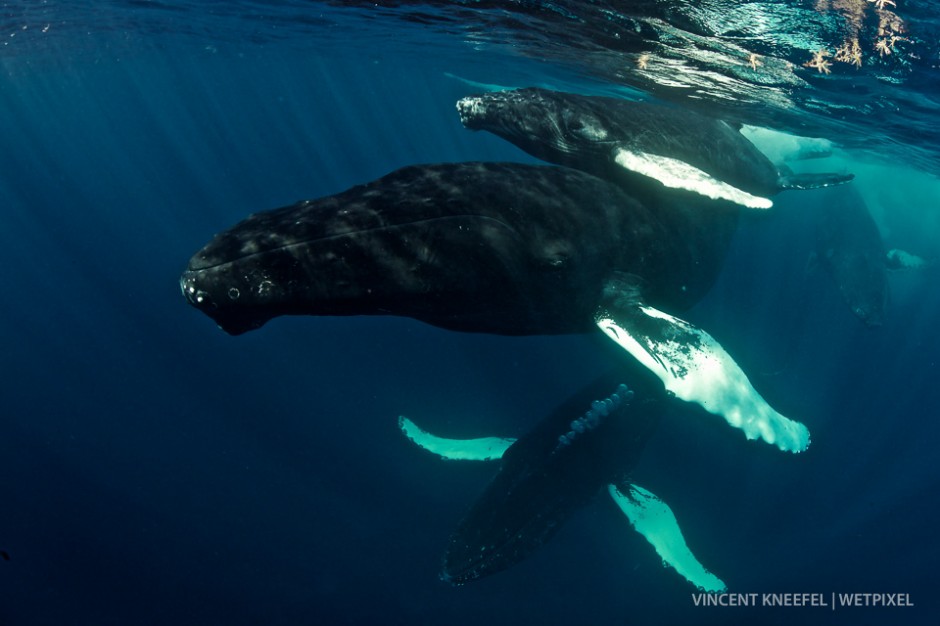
[186,214,517,272]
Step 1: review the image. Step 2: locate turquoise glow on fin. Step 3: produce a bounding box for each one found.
[398,416,515,461]
[595,304,810,453]
[609,483,727,593]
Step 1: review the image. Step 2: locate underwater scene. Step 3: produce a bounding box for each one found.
[1,1,938,624]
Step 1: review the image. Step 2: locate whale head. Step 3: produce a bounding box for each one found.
[178,190,529,336]
[457,88,615,166]
[179,163,632,336]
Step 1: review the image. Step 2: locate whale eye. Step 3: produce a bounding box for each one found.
[541,240,572,268]
[563,111,585,134]
[565,112,608,141]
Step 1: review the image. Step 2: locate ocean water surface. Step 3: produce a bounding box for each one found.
[1,2,938,625]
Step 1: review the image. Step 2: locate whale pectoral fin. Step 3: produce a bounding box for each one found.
[445,73,516,93]
[594,294,810,453]
[778,171,854,190]
[397,416,516,461]
[609,482,727,593]
[612,146,774,209]
[885,248,932,271]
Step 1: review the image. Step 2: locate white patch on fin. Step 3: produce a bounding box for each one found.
[614,148,773,209]
[596,306,810,453]
[398,416,515,461]
[609,483,727,593]
[886,248,930,271]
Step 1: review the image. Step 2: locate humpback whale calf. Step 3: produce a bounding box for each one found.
[181,162,809,452]
[398,367,726,592]
[457,87,853,209]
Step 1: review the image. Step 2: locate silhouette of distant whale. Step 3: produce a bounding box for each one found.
[815,183,932,326]
[815,184,888,326]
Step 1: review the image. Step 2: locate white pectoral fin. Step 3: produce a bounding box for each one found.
[886,248,931,271]
[609,483,726,593]
[397,416,515,461]
[613,147,773,209]
[595,303,810,453]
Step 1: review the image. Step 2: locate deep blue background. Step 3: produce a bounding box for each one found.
[0,20,938,626]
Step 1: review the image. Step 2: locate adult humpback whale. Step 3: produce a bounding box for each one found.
[456,87,853,209]
[815,184,889,326]
[181,162,809,452]
[398,367,726,592]
[814,183,931,326]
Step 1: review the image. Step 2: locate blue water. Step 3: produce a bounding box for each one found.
[1,2,938,625]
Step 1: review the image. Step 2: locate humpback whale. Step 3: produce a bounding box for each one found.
[398,368,726,591]
[456,87,853,209]
[814,184,932,326]
[181,162,809,452]
[815,185,889,326]
[181,162,733,334]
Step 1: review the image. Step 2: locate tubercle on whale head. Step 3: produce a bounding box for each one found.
[179,260,289,335]
[457,89,565,137]
[177,252,285,338]
[456,88,612,162]
[177,207,391,336]
[455,95,487,128]
[179,234,430,337]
